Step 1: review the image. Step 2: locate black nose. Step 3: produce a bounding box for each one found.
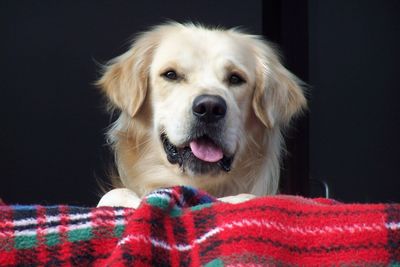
[192,94,227,123]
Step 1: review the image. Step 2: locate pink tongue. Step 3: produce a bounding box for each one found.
[189,139,223,162]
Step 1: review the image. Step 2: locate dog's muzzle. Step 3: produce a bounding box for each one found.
[161,133,233,173]
[160,94,234,174]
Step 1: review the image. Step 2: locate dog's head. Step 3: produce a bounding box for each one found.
[97,23,306,193]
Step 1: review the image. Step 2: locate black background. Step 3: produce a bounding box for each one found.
[309,1,400,202]
[1,1,399,205]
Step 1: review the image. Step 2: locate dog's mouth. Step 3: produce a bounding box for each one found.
[161,133,234,173]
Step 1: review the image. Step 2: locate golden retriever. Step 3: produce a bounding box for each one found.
[96,22,306,207]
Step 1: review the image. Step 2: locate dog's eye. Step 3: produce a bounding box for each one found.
[228,74,245,85]
[162,70,178,81]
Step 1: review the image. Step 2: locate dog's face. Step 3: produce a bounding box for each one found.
[150,27,258,176]
[98,23,306,196]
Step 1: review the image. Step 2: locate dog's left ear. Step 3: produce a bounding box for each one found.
[252,40,307,128]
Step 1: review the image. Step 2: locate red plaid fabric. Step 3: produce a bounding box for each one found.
[0,186,399,266]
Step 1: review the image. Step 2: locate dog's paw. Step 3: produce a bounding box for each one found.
[218,193,256,204]
[97,188,141,208]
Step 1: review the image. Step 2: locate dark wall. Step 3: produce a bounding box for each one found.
[263,1,310,196]
[309,1,400,202]
[0,1,262,205]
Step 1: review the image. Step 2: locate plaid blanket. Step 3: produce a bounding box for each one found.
[0,186,399,266]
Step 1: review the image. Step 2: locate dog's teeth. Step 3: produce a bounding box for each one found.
[218,161,229,172]
[218,156,233,172]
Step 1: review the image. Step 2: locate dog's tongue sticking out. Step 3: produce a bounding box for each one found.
[190,138,223,162]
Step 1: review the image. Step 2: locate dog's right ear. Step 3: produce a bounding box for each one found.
[96,32,158,117]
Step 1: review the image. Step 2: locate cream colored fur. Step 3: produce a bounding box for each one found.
[97,23,306,207]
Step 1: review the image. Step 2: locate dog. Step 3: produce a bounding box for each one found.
[96,22,306,208]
